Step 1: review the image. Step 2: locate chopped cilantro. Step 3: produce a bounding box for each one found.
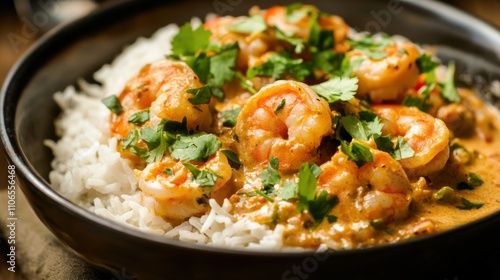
[246,52,312,81]
[312,50,343,76]
[308,14,334,52]
[186,85,213,105]
[128,108,150,125]
[338,56,364,77]
[297,163,321,212]
[340,112,383,141]
[163,117,189,138]
[374,135,414,160]
[221,107,241,127]
[171,23,212,56]
[457,173,484,190]
[102,95,123,115]
[275,99,286,114]
[441,61,461,103]
[260,157,281,188]
[340,140,374,167]
[402,95,432,112]
[456,197,484,210]
[122,130,139,151]
[285,3,308,23]
[139,119,169,163]
[183,163,222,187]
[349,34,392,52]
[221,149,241,168]
[163,168,174,175]
[228,15,267,33]
[296,163,338,228]
[416,53,440,74]
[275,27,306,53]
[255,190,275,203]
[390,136,415,160]
[210,42,239,87]
[311,76,358,103]
[468,173,484,187]
[169,133,221,162]
[279,179,298,200]
[235,72,256,94]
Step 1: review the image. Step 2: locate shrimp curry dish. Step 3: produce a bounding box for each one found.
[101,4,500,249]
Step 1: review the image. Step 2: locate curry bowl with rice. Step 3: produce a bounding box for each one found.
[2,0,500,279]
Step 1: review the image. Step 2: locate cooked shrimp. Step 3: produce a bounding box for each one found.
[262,5,350,53]
[204,16,274,71]
[374,105,450,178]
[349,41,420,103]
[235,80,332,172]
[110,60,212,138]
[136,151,232,221]
[318,146,412,223]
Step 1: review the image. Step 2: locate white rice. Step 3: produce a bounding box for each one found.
[44,19,291,250]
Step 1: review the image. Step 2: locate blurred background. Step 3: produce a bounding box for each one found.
[0,0,500,279]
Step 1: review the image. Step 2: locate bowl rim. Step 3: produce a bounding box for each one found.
[2,0,500,258]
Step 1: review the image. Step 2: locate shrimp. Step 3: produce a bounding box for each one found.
[204,16,274,71]
[318,146,412,223]
[110,60,212,139]
[349,41,420,103]
[136,151,232,221]
[235,80,332,172]
[374,105,450,178]
[262,5,350,53]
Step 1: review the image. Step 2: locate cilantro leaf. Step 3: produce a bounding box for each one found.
[279,179,298,200]
[275,27,306,54]
[228,15,267,33]
[163,168,174,175]
[184,52,211,83]
[308,15,334,52]
[340,140,374,167]
[183,163,222,187]
[441,61,461,103]
[416,53,440,74]
[186,85,212,104]
[309,190,338,225]
[402,96,432,112]
[374,135,414,160]
[221,107,241,127]
[275,99,286,114]
[349,34,392,52]
[338,56,364,77]
[102,95,123,115]
[169,133,221,162]
[221,149,241,168]
[391,136,415,160]
[340,113,382,141]
[128,109,150,125]
[122,130,139,150]
[260,157,281,188]
[163,117,188,138]
[311,77,358,103]
[456,197,484,210]
[139,119,169,163]
[297,163,321,212]
[171,23,212,56]
[285,3,308,23]
[209,42,239,87]
[247,52,312,81]
[312,50,343,75]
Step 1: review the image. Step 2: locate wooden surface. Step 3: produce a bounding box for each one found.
[1,0,500,279]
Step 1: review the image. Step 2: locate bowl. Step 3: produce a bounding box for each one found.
[2,0,500,279]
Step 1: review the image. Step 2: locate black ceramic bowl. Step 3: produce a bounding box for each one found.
[2,0,500,279]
